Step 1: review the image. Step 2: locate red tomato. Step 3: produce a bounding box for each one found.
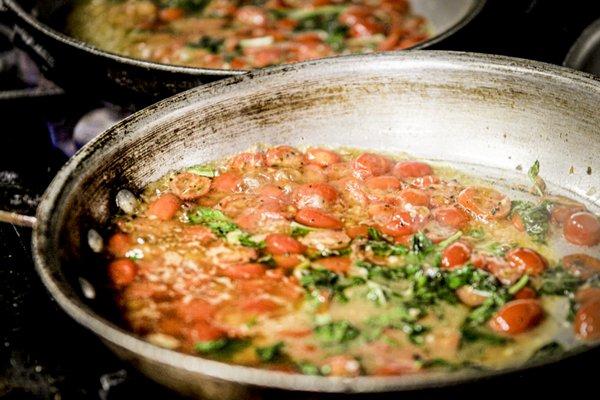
[292,183,338,208]
[484,257,524,285]
[563,211,600,246]
[392,161,433,179]
[345,225,370,239]
[181,225,215,244]
[574,299,600,340]
[108,259,138,287]
[457,186,511,221]
[189,321,226,342]
[432,206,469,229]
[174,298,215,323]
[563,254,600,280]
[257,184,287,200]
[398,188,429,207]
[315,256,351,273]
[107,233,133,257]
[211,172,241,192]
[222,263,266,279]
[241,298,280,314]
[158,7,184,22]
[324,355,361,377]
[265,146,304,168]
[325,162,353,180]
[411,175,440,188]
[489,299,544,335]
[147,193,181,220]
[365,175,402,191]
[302,164,328,183]
[235,5,268,27]
[514,287,537,300]
[295,208,343,229]
[305,148,341,167]
[506,248,547,276]
[441,242,471,269]
[352,153,390,178]
[376,210,417,237]
[265,234,306,255]
[575,287,600,305]
[551,204,585,224]
[170,172,211,200]
[272,254,303,269]
[229,152,265,170]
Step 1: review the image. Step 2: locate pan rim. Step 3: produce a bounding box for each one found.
[32,51,600,393]
[4,0,486,76]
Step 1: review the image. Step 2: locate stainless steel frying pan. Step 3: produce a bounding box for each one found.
[22,51,600,398]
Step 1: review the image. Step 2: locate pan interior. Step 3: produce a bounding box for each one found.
[36,52,600,392]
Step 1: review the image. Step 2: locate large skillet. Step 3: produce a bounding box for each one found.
[0,0,485,106]
[23,51,600,398]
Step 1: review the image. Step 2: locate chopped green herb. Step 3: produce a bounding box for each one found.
[297,361,324,375]
[466,228,485,240]
[195,339,229,353]
[508,275,529,296]
[161,0,210,13]
[255,342,284,362]
[367,227,382,241]
[461,325,509,345]
[537,267,581,296]
[411,232,434,254]
[290,221,313,237]
[238,233,266,249]
[314,320,360,344]
[528,160,544,196]
[510,200,551,243]
[437,231,463,250]
[529,341,564,363]
[367,240,408,257]
[187,165,217,177]
[189,207,238,237]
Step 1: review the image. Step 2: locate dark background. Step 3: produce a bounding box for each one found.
[1,0,600,398]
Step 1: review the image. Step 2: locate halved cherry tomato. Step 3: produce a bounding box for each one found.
[562,254,600,280]
[222,263,266,279]
[345,225,370,239]
[456,285,487,307]
[441,242,471,269]
[292,183,338,208]
[265,146,304,168]
[266,234,306,255]
[241,298,280,314]
[170,172,211,200]
[484,257,524,285]
[211,172,241,192]
[181,225,215,244]
[305,148,341,167]
[188,321,226,342]
[295,208,342,229]
[315,256,351,273]
[392,161,433,179]
[352,153,390,178]
[457,186,511,221]
[514,287,537,300]
[324,355,361,377]
[506,248,547,276]
[174,298,215,323]
[272,254,303,269]
[376,209,419,237]
[489,299,544,334]
[411,175,440,188]
[563,211,600,246]
[107,232,133,257]
[575,287,600,305]
[108,258,138,287]
[302,164,328,183]
[158,7,184,22]
[147,193,181,220]
[398,188,429,207]
[550,202,585,224]
[574,298,600,340]
[229,152,265,170]
[365,175,402,191]
[432,206,469,229]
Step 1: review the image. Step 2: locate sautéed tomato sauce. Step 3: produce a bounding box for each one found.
[106,146,600,376]
[66,0,429,69]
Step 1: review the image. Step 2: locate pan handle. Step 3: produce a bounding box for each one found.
[0,210,36,228]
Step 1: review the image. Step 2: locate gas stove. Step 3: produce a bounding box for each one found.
[1,1,599,399]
